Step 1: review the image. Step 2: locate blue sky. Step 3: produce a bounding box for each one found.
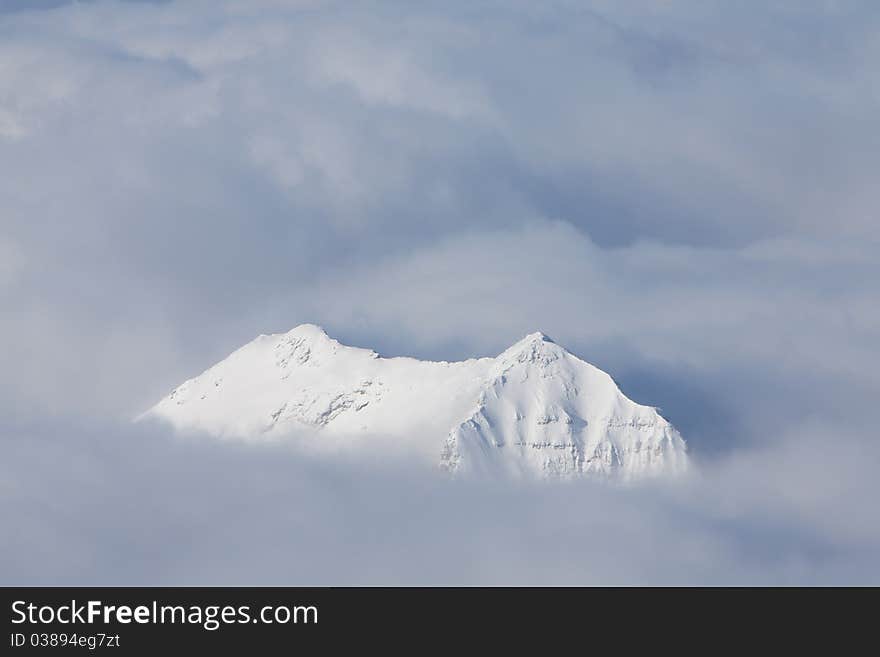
[1,0,878,584]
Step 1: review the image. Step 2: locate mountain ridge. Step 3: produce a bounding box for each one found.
[141,324,688,479]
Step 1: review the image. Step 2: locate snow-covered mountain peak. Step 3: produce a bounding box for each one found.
[503,331,557,354]
[280,322,331,341]
[518,330,554,344]
[143,327,688,480]
[271,323,345,354]
[494,330,567,373]
[261,323,379,369]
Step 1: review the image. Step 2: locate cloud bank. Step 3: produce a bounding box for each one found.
[3,417,878,585]
[1,0,878,584]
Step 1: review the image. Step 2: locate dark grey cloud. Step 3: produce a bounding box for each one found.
[1,0,878,583]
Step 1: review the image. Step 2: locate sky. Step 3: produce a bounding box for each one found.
[1,0,879,584]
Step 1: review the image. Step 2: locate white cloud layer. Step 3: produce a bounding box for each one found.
[1,0,878,584]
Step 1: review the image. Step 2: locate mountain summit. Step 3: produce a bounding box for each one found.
[141,325,688,479]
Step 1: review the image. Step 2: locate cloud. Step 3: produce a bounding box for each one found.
[0,236,24,288]
[0,0,878,583]
[1,417,877,585]
[306,28,492,119]
[279,221,877,456]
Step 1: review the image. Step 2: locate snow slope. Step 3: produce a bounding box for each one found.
[141,324,688,479]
